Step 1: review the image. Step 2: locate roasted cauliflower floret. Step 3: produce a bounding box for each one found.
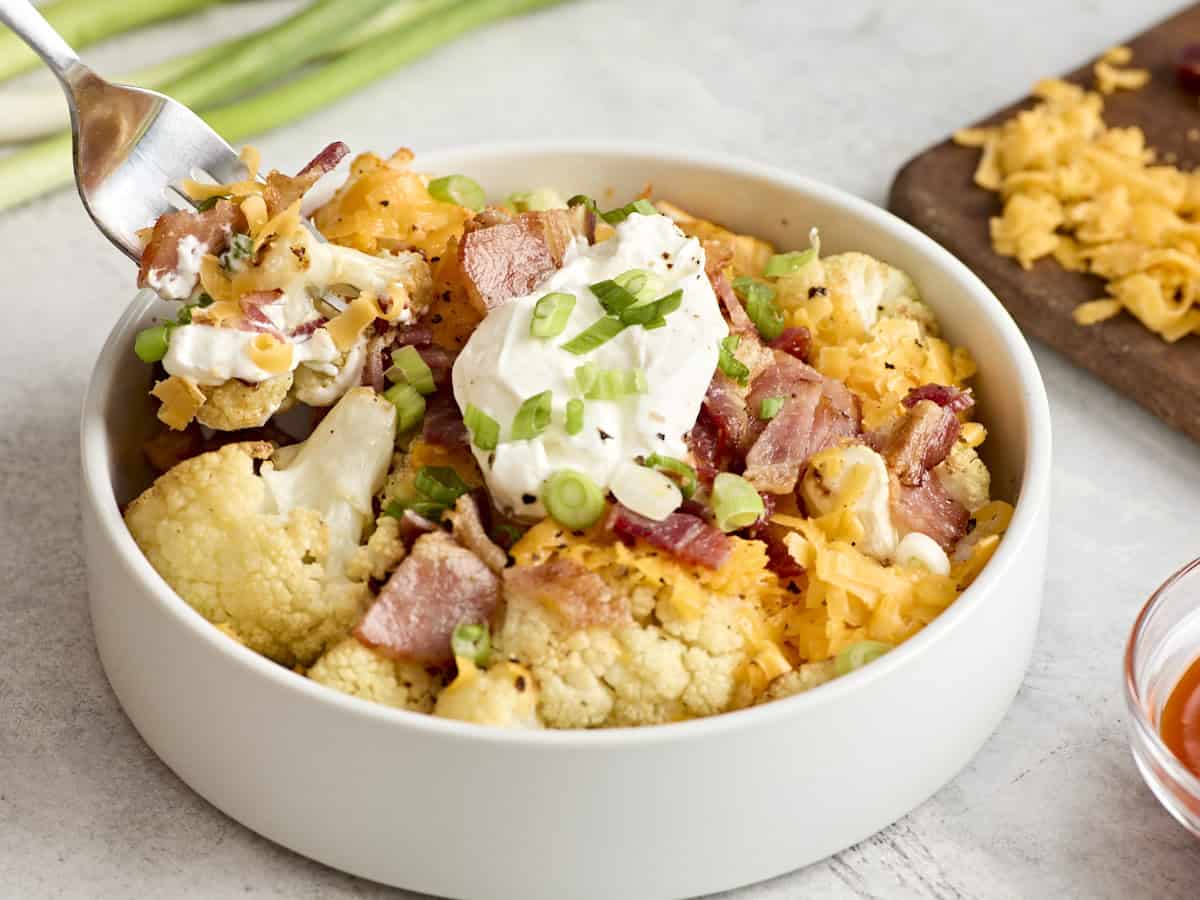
[934,440,992,512]
[434,659,541,728]
[125,388,396,667]
[345,514,407,584]
[495,574,764,728]
[291,341,366,408]
[759,661,839,703]
[822,251,936,335]
[196,372,294,430]
[308,637,441,713]
[801,445,899,563]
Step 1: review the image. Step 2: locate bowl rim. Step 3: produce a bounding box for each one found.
[1123,554,1200,795]
[80,139,1053,748]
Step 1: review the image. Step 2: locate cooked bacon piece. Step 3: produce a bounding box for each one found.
[262,140,349,216]
[890,474,970,552]
[360,333,388,393]
[607,503,732,570]
[706,255,757,337]
[422,387,469,448]
[447,493,507,573]
[702,372,755,453]
[289,317,327,339]
[686,406,732,484]
[393,322,434,347]
[236,289,285,339]
[882,399,959,487]
[415,345,455,386]
[743,353,860,493]
[458,206,594,313]
[504,557,630,629]
[137,199,245,296]
[769,326,812,362]
[354,531,500,665]
[903,383,974,414]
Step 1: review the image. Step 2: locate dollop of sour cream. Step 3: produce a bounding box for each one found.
[163,324,339,385]
[452,213,729,519]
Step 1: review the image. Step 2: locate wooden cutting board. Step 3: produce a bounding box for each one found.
[888,4,1200,442]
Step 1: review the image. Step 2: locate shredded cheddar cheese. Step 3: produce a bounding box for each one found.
[326,292,382,351]
[198,254,235,302]
[247,333,294,374]
[955,53,1200,342]
[150,375,205,430]
[241,194,268,235]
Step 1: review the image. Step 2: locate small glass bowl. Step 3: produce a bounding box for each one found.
[1125,556,1200,836]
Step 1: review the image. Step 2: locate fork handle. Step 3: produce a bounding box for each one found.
[0,0,84,88]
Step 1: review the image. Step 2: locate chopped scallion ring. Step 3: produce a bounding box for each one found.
[134,325,171,363]
[642,454,698,499]
[542,469,606,529]
[589,279,640,315]
[383,499,446,522]
[835,640,893,676]
[427,174,486,212]
[717,335,750,385]
[759,396,785,421]
[764,248,817,278]
[464,404,499,451]
[627,368,648,395]
[612,268,663,302]
[511,390,552,441]
[414,466,471,505]
[507,188,562,213]
[567,194,598,214]
[451,622,492,667]
[574,362,599,396]
[561,316,626,355]
[386,345,436,394]
[565,398,585,435]
[600,198,657,224]
[732,276,785,341]
[530,291,576,338]
[711,472,764,532]
[383,381,426,433]
[620,289,682,326]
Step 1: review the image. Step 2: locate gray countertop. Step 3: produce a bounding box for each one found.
[4,1,1200,897]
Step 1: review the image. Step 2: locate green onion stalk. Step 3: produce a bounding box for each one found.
[0,0,568,212]
[0,0,220,82]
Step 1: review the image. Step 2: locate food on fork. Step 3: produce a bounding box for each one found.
[123,143,1012,729]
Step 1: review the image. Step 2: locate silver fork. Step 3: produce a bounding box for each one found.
[0,0,248,261]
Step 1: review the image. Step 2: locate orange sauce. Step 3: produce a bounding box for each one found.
[1161,655,1200,776]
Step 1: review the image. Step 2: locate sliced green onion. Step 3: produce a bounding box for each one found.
[627,368,648,395]
[491,523,526,548]
[643,317,667,330]
[451,622,492,666]
[507,188,563,212]
[383,382,426,433]
[620,289,683,326]
[574,362,599,396]
[414,466,471,505]
[565,398,584,435]
[221,232,254,269]
[542,469,605,529]
[561,316,626,355]
[613,268,664,303]
[511,390,552,441]
[175,305,193,326]
[764,248,817,278]
[566,194,598,214]
[386,345,436,394]
[134,325,171,364]
[384,499,446,522]
[464,404,499,451]
[195,195,226,212]
[197,293,214,308]
[530,291,576,338]
[428,174,486,211]
[717,335,750,386]
[642,454,698,499]
[733,276,785,341]
[589,279,640,315]
[711,472,765,532]
[759,396,785,421]
[835,640,893,676]
[582,368,644,401]
[600,198,657,224]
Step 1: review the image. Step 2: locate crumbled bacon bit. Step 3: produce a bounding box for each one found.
[606,504,731,570]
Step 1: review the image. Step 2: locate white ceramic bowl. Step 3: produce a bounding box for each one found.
[81,144,1051,900]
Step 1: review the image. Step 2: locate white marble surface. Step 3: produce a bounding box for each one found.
[3,1,1200,897]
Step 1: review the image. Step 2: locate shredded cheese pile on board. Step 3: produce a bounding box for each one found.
[954,48,1200,342]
